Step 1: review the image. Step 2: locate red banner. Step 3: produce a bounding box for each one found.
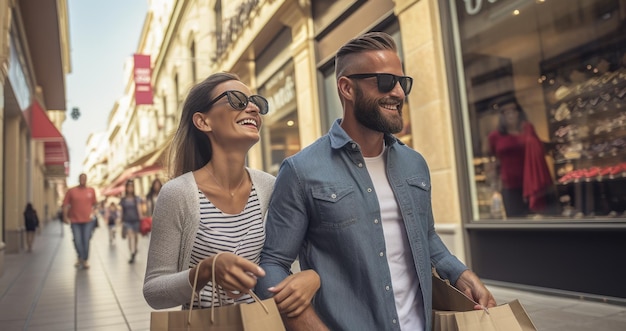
[134,54,153,105]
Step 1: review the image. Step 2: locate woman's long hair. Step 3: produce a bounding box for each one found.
[146,178,162,200]
[168,72,241,178]
[124,179,136,197]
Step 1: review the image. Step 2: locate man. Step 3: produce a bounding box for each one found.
[257,32,496,331]
[63,173,98,269]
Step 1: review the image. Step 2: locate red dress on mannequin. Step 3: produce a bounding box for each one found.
[489,122,553,215]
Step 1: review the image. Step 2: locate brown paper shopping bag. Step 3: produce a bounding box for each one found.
[150,253,285,331]
[432,269,537,331]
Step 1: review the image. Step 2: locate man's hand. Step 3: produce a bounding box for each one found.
[454,269,497,310]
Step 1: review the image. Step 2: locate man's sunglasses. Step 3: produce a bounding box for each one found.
[206,90,269,115]
[346,73,413,95]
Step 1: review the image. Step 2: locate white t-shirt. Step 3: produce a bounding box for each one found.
[365,146,425,330]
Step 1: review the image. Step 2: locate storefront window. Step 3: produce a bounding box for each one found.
[321,64,343,132]
[263,112,300,175]
[451,0,626,221]
[259,61,300,175]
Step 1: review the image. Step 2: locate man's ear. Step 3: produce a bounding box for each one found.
[337,76,355,102]
[192,112,212,132]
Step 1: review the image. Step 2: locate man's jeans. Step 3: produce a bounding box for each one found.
[71,221,94,261]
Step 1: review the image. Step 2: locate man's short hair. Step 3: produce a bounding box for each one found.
[335,32,397,79]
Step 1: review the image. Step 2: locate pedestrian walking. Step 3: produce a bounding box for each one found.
[62,173,98,269]
[106,202,119,245]
[145,178,162,217]
[56,207,64,236]
[120,179,143,263]
[23,203,40,252]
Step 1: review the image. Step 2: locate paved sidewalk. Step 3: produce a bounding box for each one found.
[1,221,625,330]
[0,221,165,331]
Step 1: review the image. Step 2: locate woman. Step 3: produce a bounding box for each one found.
[144,178,162,217]
[23,203,39,252]
[120,179,143,263]
[106,202,119,245]
[487,96,554,217]
[143,73,319,318]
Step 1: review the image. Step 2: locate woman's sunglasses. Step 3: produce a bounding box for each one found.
[346,73,413,95]
[206,90,269,115]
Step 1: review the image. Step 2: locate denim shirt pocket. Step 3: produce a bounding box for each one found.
[311,185,357,229]
[407,176,431,214]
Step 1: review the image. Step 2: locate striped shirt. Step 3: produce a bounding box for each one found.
[187,186,264,308]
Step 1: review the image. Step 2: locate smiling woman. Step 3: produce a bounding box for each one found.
[143,72,321,320]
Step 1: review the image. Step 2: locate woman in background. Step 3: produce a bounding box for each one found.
[120,179,143,263]
[106,202,119,245]
[23,203,40,252]
[145,178,162,217]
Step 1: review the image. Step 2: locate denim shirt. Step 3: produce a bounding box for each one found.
[258,120,467,331]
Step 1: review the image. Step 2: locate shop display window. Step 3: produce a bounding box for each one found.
[450,0,626,221]
[262,111,300,175]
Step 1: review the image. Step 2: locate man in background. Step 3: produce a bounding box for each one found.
[63,173,97,269]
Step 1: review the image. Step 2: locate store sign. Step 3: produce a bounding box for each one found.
[262,62,296,115]
[134,54,153,105]
[463,0,500,15]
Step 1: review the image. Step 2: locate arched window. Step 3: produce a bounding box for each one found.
[174,73,180,111]
[190,41,197,83]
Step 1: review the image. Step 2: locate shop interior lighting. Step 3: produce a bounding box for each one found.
[488,0,531,21]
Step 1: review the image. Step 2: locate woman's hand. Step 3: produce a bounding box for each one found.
[268,269,320,317]
[210,253,265,299]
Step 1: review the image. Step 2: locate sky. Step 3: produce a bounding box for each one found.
[62,0,149,186]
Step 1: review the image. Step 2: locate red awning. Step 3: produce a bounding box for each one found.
[103,167,137,194]
[132,164,163,177]
[30,101,69,176]
[101,165,163,197]
[102,184,126,197]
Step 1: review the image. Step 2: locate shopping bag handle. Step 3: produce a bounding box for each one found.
[187,252,269,325]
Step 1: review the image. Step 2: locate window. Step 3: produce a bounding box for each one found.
[190,41,197,83]
[262,112,300,175]
[174,73,180,111]
[320,64,343,132]
[450,0,626,221]
[258,61,300,175]
[161,93,169,131]
[214,0,222,53]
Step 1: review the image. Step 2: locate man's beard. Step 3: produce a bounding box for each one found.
[354,85,404,134]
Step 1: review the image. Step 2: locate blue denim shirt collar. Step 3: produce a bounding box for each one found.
[328,118,404,151]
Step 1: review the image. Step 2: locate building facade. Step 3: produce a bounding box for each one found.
[93,0,626,302]
[0,0,71,273]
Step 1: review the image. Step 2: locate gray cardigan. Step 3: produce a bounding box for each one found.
[143,169,275,309]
